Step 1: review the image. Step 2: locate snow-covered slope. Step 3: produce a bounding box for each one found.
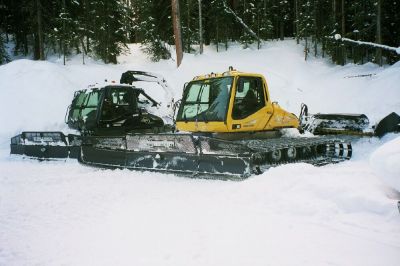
[0,41,399,266]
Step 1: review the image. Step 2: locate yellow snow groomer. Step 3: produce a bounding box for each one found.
[176,68,299,136]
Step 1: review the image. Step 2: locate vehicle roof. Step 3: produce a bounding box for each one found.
[77,84,144,94]
[191,69,264,81]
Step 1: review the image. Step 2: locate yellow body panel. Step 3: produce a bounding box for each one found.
[176,70,299,133]
[176,121,228,132]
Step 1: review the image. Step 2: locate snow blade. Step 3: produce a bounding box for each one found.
[374,112,400,138]
[10,132,81,159]
[299,104,400,137]
[302,113,370,135]
[80,134,254,179]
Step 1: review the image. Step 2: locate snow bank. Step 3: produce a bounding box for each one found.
[0,60,74,140]
[1,40,400,266]
[370,136,400,192]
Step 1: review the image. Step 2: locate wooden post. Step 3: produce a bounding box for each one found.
[172,0,183,67]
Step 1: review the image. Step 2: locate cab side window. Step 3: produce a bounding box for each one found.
[232,77,265,120]
[101,88,136,121]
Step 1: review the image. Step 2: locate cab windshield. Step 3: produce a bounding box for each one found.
[67,89,101,129]
[177,77,233,122]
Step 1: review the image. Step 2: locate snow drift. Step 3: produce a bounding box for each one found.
[370,136,400,192]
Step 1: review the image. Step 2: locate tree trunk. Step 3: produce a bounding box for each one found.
[257,10,260,49]
[376,0,382,66]
[187,0,191,52]
[62,0,66,65]
[216,19,219,52]
[341,0,345,65]
[198,0,203,54]
[23,34,28,56]
[81,39,86,65]
[171,0,183,67]
[36,0,44,60]
[314,0,318,56]
[305,38,309,60]
[333,0,337,33]
[341,0,345,36]
[295,0,299,44]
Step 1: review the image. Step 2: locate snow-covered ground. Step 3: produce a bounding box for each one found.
[0,41,399,265]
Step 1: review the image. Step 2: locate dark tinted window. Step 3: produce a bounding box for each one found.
[101,87,136,121]
[232,77,265,120]
[68,90,101,126]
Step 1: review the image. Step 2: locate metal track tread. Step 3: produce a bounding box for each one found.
[237,136,352,174]
[11,132,354,179]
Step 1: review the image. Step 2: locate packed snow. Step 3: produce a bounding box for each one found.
[1,40,400,266]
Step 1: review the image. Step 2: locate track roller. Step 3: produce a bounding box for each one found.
[269,149,283,163]
[284,146,297,161]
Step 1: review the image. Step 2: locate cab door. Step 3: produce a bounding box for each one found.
[228,76,273,132]
[98,86,137,129]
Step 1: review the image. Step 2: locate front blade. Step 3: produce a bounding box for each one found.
[10,132,70,159]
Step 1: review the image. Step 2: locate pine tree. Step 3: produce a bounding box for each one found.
[134,0,172,61]
[271,0,292,40]
[238,0,258,47]
[180,0,197,53]
[0,35,10,65]
[207,0,232,51]
[0,0,9,64]
[91,0,128,63]
[8,1,30,56]
[258,1,273,42]
[382,0,400,63]
[298,0,315,59]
